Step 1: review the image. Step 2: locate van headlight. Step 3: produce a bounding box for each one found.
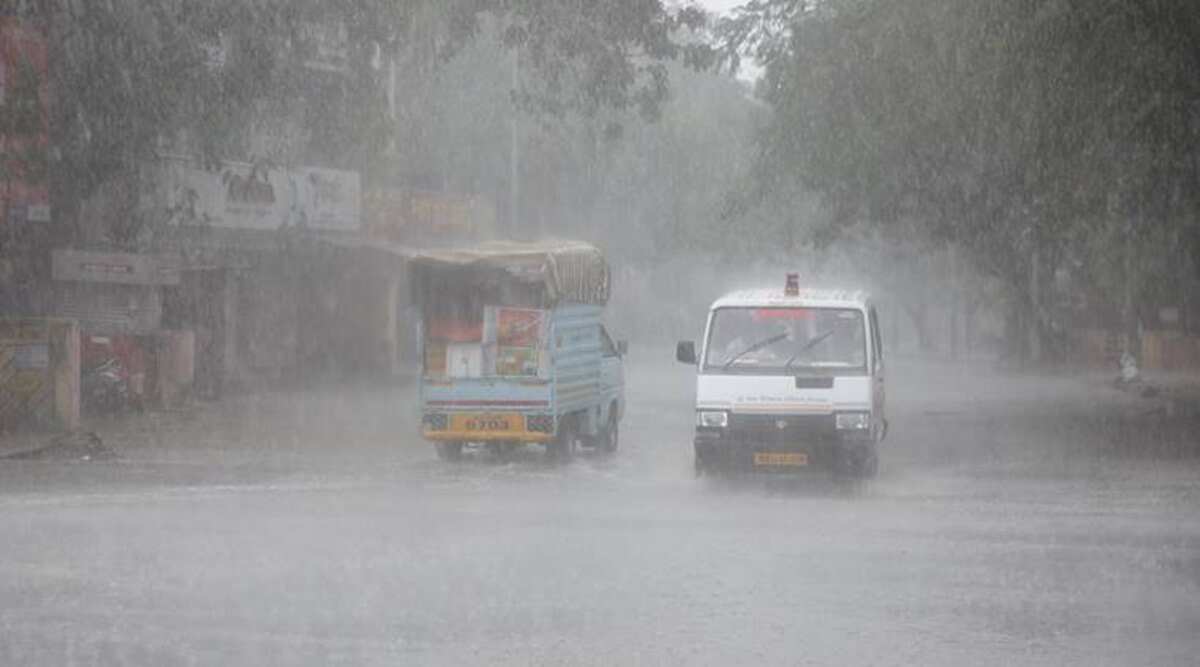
[697,411,729,428]
[835,412,870,430]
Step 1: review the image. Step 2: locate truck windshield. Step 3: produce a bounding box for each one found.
[703,307,867,374]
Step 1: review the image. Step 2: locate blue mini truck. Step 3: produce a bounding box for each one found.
[411,241,625,460]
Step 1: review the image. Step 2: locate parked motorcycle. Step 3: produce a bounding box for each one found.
[81,356,131,415]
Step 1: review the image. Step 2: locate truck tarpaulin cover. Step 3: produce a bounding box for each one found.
[410,240,610,306]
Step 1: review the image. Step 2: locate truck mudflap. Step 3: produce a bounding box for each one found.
[421,412,554,443]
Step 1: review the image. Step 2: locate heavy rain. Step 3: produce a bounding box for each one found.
[1,1,1199,665]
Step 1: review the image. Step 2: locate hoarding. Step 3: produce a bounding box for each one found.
[162,160,360,232]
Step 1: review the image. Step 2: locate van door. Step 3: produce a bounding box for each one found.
[869,307,886,438]
[599,326,625,424]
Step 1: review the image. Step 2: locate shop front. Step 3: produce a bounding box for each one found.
[50,249,194,412]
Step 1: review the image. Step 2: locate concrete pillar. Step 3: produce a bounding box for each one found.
[48,319,79,430]
[156,330,194,408]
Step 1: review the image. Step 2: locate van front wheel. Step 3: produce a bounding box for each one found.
[837,443,878,479]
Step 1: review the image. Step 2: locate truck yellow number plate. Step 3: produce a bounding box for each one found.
[451,414,521,433]
[754,452,808,467]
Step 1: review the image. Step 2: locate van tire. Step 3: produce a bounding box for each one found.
[838,443,878,479]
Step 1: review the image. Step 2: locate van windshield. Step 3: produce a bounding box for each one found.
[703,307,867,375]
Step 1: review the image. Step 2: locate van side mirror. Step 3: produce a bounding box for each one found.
[617,340,629,356]
[676,340,696,364]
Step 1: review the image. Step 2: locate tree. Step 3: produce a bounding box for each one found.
[716,0,1200,363]
[42,0,712,247]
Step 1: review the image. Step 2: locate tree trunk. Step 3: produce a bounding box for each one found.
[1028,247,1043,364]
[964,298,979,357]
[1122,220,1140,361]
[903,302,934,355]
[947,246,960,361]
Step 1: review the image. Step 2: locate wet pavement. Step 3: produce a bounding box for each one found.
[1,353,1199,665]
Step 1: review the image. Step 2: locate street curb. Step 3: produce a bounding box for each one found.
[0,431,113,461]
[0,433,59,460]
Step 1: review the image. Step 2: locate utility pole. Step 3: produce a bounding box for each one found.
[387,53,397,149]
[509,46,520,237]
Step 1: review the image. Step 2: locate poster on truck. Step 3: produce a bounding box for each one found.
[484,307,547,377]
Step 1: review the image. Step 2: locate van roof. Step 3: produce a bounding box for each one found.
[710,288,871,310]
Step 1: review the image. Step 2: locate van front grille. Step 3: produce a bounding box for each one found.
[729,413,836,441]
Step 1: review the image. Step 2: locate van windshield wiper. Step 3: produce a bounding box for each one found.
[783,329,836,371]
[723,332,788,369]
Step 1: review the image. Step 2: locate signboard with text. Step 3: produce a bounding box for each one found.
[364,189,495,244]
[51,249,181,286]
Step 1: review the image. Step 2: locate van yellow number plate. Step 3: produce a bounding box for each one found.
[754,452,808,467]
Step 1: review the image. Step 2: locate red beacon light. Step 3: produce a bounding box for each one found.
[784,273,800,296]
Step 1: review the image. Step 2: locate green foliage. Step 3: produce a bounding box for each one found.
[496,0,713,120]
[48,1,712,196]
[719,0,1200,357]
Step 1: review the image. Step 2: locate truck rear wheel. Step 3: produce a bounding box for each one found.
[435,441,464,461]
[597,410,619,453]
[548,418,577,461]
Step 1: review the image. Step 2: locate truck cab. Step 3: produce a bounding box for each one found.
[677,277,885,477]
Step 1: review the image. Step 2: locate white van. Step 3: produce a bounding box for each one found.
[676,277,886,477]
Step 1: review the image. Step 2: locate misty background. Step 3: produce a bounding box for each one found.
[7,0,1193,384]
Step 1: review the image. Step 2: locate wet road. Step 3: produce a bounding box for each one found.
[2,354,1199,665]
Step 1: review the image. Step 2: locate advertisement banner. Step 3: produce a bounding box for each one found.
[163,160,360,232]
